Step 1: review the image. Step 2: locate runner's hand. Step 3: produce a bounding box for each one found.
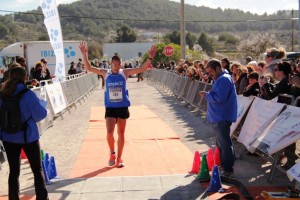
[79,41,88,55]
[148,45,157,58]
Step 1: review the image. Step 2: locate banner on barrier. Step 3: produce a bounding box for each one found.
[237,97,285,152]
[250,106,300,154]
[287,162,300,182]
[230,95,255,137]
[45,82,67,114]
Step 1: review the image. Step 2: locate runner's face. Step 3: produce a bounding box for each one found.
[111,60,121,72]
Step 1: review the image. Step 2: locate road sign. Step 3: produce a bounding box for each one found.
[163,46,174,57]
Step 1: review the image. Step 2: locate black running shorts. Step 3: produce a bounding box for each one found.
[105,107,130,119]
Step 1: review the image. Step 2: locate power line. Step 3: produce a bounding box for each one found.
[0,9,298,23]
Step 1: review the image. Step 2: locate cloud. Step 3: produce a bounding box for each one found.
[195,0,219,9]
[15,0,35,3]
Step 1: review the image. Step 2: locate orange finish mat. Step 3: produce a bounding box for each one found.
[69,105,193,178]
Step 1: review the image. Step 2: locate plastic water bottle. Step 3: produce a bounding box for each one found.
[40,86,47,101]
[39,86,48,109]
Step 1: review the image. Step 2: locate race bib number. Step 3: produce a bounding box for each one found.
[109,87,123,102]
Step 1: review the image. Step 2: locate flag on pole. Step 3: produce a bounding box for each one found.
[41,0,65,81]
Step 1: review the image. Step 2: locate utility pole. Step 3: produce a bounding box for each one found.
[180,0,186,59]
[292,9,294,52]
[298,0,300,51]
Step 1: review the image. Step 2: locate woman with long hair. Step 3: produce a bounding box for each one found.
[0,67,48,200]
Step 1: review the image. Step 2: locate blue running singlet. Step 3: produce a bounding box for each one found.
[104,69,130,108]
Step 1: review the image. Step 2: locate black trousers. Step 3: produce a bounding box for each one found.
[3,140,48,200]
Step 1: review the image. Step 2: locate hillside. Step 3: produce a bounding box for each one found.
[0,0,298,51]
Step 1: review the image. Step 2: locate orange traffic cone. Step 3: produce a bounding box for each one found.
[20,149,27,159]
[214,146,221,166]
[189,151,201,174]
[206,148,214,171]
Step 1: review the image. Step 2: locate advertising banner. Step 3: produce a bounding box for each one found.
[41,0,65,81]
[250,106,300,155]
[287,162,300,182]
[45,82,67,114]
[230,95,255,137]
[238,98,284,152]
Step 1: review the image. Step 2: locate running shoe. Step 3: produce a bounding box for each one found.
[116,158,124,168]
[108,153,116,166]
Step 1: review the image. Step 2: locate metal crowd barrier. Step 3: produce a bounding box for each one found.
[146,69,212,114]
[31,72,99,135]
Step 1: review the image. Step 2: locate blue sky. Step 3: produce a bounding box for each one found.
[0,0,298,15]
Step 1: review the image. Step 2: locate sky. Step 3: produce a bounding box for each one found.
[0,0,298,15]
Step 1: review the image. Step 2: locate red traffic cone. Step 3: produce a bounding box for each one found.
[214,146,221,166]
[189,151,201,174]
[21,149,27,159]
[206,148,214,171]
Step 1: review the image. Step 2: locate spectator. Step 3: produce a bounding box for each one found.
[0,67,48,200]
[176,59,185,75]
[199,59,237,178]
[32,62,43,81]
[186,67,198,80]
[235,65,249,94]
[243,72,260,97]
[169,61,176,71]
[99,60,108,69]
[39,59,51,81]
[68,61,77,75]
[257,61,267,75]
[247,61,261,74]
[124,63,129,69]
[261,61,292,101]
[245,56,252,64]
[16,56,27,69]
[265,47,286,80]
[1,63,22,86]
[221,58,232,75]
[76,58,83,73]
[136,61,144,82]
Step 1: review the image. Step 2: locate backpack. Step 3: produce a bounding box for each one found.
[0,88,29,134]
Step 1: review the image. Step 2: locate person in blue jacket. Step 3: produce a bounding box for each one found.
[0,66,48,200]
[79,41,157,168]
[200,59,237,178]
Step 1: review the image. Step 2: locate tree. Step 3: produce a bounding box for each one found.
[0,23,9,39]
[186,32,197,49]
[198,32,215,56]
[237,33,280,59]
[115,25,137,43]
[88,41,102,59]
[163,31,196,48]
[218,33,239,45]
[163,31,180,45]
[37,34,49,41]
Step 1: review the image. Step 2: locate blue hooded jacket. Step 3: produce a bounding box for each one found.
[0,83,47,144]
[205,71,238,123]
